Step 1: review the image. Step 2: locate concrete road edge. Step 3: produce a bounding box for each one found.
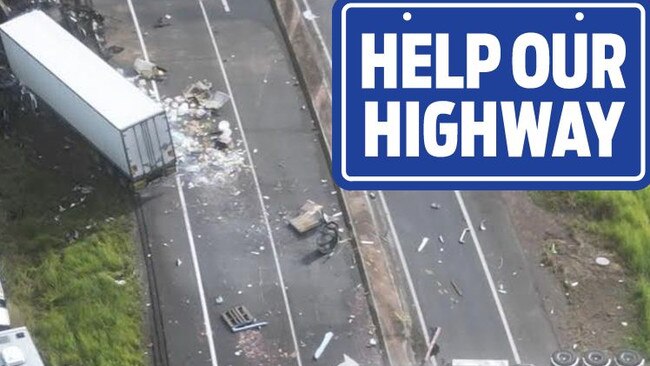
[268,1,421,364]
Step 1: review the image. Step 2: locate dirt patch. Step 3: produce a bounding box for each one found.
[503,191,637,351]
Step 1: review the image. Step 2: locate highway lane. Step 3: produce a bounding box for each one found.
[94,0,383,364]
[287,0,560,364]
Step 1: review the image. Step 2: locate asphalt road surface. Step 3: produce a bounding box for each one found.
[92,0,383,365]
[280,0,561,365]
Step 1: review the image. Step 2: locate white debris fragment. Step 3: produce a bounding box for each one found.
[570,281,579,287]
[417,237,430,252]
[176,258,182,267]
[338,354,360,366]
[479,219,487,231]
[497,283,507,294]
[215,296,224,304]
[303,9,319,20]
[368,338,377,347]
[313,331,334,360]
[115,279,126,286]
[430,203,441,209]
[595,256,611,266]
[459,228,470,244]
[438,235,444,244]
[360,240,374,245]
[622,321,629,327]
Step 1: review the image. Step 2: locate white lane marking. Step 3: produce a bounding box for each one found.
[221,0,230,12]
[176,176,219,366]
[125,0,160,100]
[195,2,303,365]
[298,0,332,66]
[454,191,522,364]
[377,192,430,346]
[126,2,218,365]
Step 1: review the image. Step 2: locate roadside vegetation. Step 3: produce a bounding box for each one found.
[533,190,650,352]
[0,123,145,365]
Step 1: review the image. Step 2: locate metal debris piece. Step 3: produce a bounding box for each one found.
[154,14,172,28]
[459,228,470,244]
[202,91,230,110]
[417,237,430,252]
[338,354,360,366]
[450,280,463,297]
[183,80,213,101]
[595,256,611,266]
[479,219,487,231]
[313,331,334,360]
[289,200,324,233]
[133,57,166,79]
[221,305,267,332]
[317,221,339,254]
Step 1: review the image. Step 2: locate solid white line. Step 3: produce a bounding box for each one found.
[298,0,332,66]
[176,176,219,366]
[126,2,217,364]
[377,192,430,346]
[195,2,303,365]
[125,0,160,101]
[220,0,230,12]
[454,191,522,364]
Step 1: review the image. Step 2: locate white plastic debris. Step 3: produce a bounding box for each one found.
[459,228,470,244]
[338,354,360,366]
[417,237,430,253]
[215,296,224,305]
[595,256,611,266]
[176,258,182,267]
[303,9,319,20]
[313,331,334,360]
[497,283,507,294]
[479,219,487,231]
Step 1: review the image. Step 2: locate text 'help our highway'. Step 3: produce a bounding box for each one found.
[333,3,646,189]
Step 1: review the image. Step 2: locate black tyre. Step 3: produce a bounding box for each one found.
[615,350,644,366]
[551,350,580,366]
[584,350,612,366]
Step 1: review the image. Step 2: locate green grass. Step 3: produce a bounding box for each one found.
[533,190,650,351]
[0,132,145,365]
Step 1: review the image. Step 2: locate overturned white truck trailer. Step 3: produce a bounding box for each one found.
[0,11,175,185]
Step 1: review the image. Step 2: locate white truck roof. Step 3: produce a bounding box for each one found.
[0,10,163,130]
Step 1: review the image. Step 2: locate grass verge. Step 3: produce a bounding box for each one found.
[0,126,145,365]
[532,190,650,352]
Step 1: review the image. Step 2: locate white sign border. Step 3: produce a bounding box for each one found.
[340,2,646,182]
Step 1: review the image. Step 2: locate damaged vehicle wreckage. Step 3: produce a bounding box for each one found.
[0,10,176,187]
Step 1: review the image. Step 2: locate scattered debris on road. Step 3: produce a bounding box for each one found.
[133,57,166,80]
[595,256,611,266]
[338,354,360,366]
[417,237,430,252]
[438,235,444,244]
[317,221,339,254]
[430,202,441,209]
[289,200,323,233]
[302,9,319,21]
[497,283,507,294]
[479,219,487,231]
[215,296,224,305]
[154,14,172,28]
[313,331,334,360]
[222,305,268,333]
[450,280,463,297]
[368,192,376,199]
[459,228,470,244]
[175,258,182,267]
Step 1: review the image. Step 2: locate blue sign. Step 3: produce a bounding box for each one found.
[332,1,648,189]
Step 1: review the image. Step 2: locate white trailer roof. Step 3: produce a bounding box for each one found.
[0,10,163,130]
